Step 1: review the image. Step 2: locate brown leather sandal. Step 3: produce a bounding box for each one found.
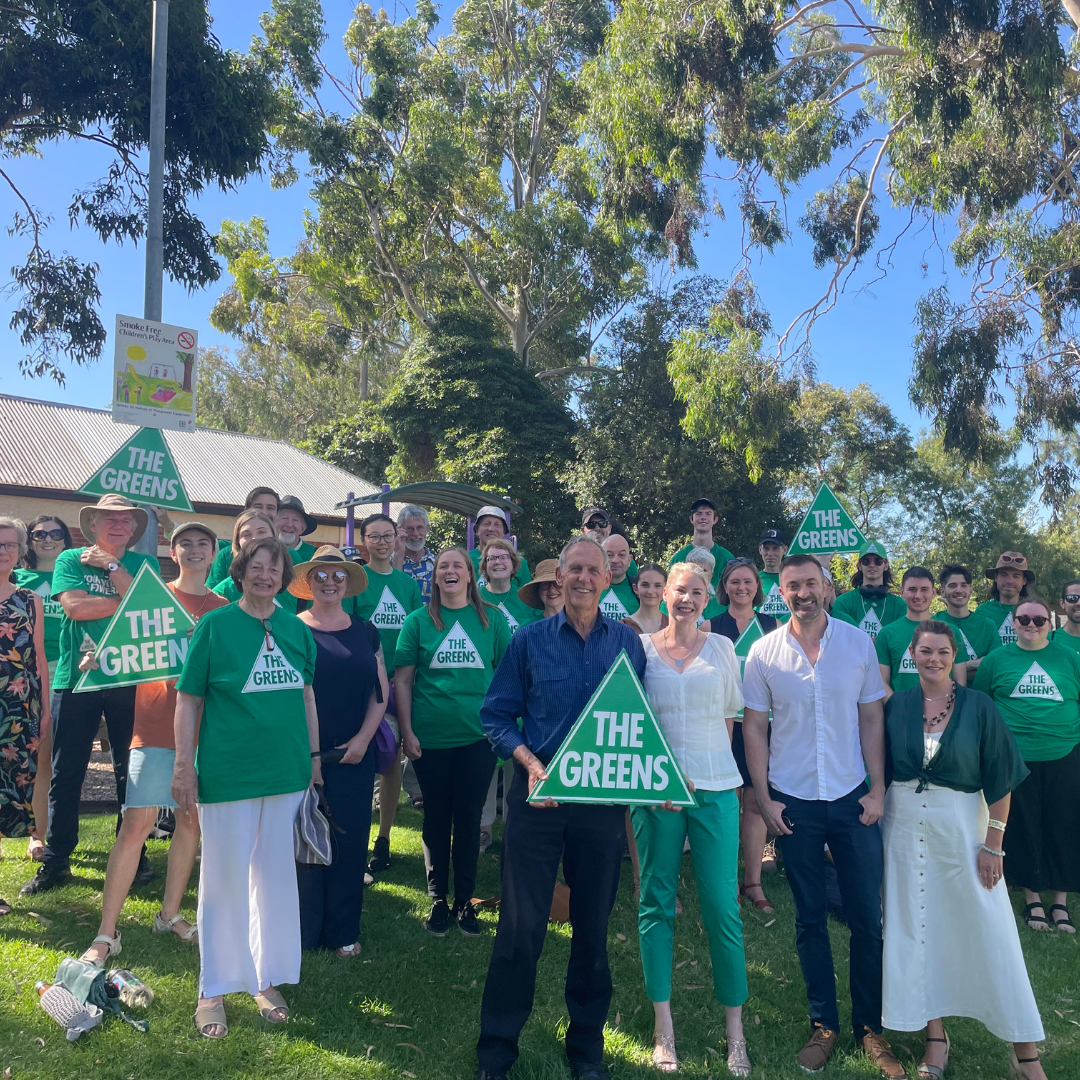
[740,881,775,914]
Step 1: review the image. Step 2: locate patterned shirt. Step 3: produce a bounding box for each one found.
[400,548,436,602]
[481,610,647,762]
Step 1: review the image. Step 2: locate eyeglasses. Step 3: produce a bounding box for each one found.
[860,556,885,567]
[365,532,396,543]
[485,553,512,563]
[31,529,64,542]
[1014,615,1049,628]
[0,541,20,554]
[310,569,348,584]
[261,618,276,651]
[1064,594,1080,604]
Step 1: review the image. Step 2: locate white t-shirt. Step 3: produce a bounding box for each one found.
[741,614,885,801]
[641,633,743,791]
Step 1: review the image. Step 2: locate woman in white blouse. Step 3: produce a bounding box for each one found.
[633,562,749,1076]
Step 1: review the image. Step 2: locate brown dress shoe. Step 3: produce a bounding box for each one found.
[859,1028,906,1079]
[796,1026,838,1073]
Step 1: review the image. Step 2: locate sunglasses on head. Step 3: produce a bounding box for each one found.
[860,555,885,566]
[999,554,1027,564]
[309,569,348,584]
[1015,614,1049,627]
[32,528,65,542]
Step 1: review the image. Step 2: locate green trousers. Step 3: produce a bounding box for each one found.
[631,786,748,1006]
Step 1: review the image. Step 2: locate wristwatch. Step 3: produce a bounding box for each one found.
[107,561,120,573]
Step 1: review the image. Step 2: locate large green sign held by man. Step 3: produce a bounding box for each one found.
[78,425,193,512]
[528,651,694,807]
[74,563,196,692]
[788,482,868,556]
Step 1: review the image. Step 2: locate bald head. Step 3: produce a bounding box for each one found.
[602,533,631,583]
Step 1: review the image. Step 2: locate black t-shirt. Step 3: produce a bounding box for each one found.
[709,610,778,642]
[310,616,381,750]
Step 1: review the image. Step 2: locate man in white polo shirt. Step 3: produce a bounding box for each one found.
[741,554,901,1079]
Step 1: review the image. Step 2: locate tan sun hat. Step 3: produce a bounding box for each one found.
[169,520,218,546]
[475,505,511,534]
[518,559,560,610]
[289,545,368,599]
[79,494,149,546]
[985,550,1036,584]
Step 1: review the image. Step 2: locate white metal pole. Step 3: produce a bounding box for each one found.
[144,0,170,322]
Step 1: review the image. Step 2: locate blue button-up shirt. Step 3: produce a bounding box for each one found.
[481,610,647,763]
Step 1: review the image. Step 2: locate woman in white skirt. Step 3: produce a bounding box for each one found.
[882,619,1046,1080]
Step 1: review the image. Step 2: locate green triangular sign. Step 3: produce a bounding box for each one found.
[73,563,197,691]
[732,619,765,719]
[78,426,193,512]
[528,651,694,807]
[788,482,867,556]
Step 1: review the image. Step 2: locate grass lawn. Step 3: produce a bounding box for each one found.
[1,806,1078,1079]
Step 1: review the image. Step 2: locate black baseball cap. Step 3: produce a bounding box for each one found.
[690,498,717,513]
[581,507,610,527]
[759,529,787,545]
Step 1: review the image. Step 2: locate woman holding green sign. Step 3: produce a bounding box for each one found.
[633,561,751,1076]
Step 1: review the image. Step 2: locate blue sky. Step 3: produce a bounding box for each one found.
[0,1,954,432]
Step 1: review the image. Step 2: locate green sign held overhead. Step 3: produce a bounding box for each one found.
[528,651,695,807]
[78,426,193,512]
[74,563,196,692]
[788,482,867,556]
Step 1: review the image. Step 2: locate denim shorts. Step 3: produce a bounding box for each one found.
[124,747,178,810]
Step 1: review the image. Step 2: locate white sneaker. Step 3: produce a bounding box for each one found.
[479,828,492,854]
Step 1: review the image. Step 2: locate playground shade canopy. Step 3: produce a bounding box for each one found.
[336,482,522,519]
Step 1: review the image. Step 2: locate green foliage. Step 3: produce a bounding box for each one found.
[299,401,396,485]
[566,280,790,561]
[2,0,275,381]
[799,175,878,269]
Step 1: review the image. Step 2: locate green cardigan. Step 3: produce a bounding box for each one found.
[884,684,1028,804]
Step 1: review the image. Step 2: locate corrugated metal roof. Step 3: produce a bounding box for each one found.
[0,393,395,521]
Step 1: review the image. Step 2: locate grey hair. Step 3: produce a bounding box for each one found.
[559,536,610,573]
[685,545,716,573]
[0,516,28,563]
[398,504,429,526]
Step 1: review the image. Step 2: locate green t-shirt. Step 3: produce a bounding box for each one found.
[599,579,640,620]
[975,599,1017,647]
[13,568,64,663]
[478,585,540,634]
[972,640,1080,761]
[1051,627,1080,654]
[935,610,1001,664]
[470,548,532,589]
[875,616,923,694]
[394,603,511,748]
[208,539,315,596]
[832,590,906,641]
[176,602,316,802]
[670,541,734,591]
[345,567,423,676]
[758,572,791,622]
[51,547,157,690]
[212,576,297,614]
[206,545,233,589]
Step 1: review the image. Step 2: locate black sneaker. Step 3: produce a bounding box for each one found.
[473,1071,508,1080]
[19,861,71,897]
[424,898,451,936]
[132,853,155,886]
[368,835,391,874]
[456,900,482,936]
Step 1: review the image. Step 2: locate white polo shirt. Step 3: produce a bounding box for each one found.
[741,613,885,801]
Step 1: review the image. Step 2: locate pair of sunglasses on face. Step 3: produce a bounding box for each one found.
[32,529,65,542]
[308,569,348,584]
[860,555,885,567]
[1015,614,1050,627]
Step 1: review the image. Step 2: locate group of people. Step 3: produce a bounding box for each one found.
[0,489,1072,1080]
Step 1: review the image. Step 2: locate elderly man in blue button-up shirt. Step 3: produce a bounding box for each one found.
[475,536,646,1080]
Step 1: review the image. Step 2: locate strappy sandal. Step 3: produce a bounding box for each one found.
[80,932,121,968]
[918,1031,950,1079]
[652,1031,678,1073]
[727,1036,751,1077]
[1010,1049,1042,1079]
[1023,903,1052,931]
[1050,904,1076,933]
[337,942,361,958]
[153,911,198,943]
[254,987,289,1023]
[195,998,228,1039]
[740,882,775,914]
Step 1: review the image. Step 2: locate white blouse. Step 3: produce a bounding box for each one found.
[641,633,744,792]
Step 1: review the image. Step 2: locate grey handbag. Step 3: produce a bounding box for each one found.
[293,785,335,865]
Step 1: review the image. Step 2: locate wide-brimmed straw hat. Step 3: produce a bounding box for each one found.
[985,551,1036,584]
[79,494,149,545]
[289,545,368,599]
[518,559,560,610]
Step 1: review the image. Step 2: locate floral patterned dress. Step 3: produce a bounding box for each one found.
[0,588,41,837]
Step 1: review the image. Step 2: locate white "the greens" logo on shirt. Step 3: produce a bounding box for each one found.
[371,586,406,630]
[1010,661,1063,701]
[600,590,629,619]
[430,622,485,669]
[243,636,303,692]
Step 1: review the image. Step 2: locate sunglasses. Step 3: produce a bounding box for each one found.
[1014,615,1049,627]
[1064,594,1080,604]
[310,569,348,584]
[32,529,65,542]
[586,518,609,528]
[261,618,276,652]
[998,554,1027,564]
[860,555,885,566]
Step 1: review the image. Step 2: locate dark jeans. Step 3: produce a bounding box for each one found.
[477,763,626,1075]
[772,782,884,1038]
[45,686,137,864]
[411,738,495,902]
[298,744,378,950]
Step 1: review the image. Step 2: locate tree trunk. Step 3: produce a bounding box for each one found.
[181,354,194,393]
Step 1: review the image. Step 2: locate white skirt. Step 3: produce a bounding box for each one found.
[882,780,1044,1042]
